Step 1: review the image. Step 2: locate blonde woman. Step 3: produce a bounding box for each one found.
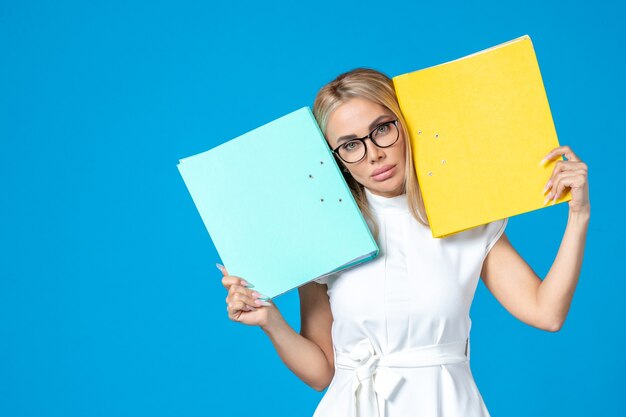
[218,68,590,416]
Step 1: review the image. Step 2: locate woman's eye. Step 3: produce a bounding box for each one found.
[377,124,389,134]
[342,141,358,151]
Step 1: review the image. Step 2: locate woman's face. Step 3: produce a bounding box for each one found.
[326,97,406,198]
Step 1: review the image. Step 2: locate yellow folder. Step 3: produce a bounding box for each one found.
[393,34,572,238]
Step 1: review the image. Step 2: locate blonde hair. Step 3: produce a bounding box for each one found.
[313,67,430,239]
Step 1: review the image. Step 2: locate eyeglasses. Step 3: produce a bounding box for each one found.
[331,120,400,164]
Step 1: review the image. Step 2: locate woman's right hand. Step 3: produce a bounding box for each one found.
[218,263,278,328]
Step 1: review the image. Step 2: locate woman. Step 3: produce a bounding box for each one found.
[218,68,590,416]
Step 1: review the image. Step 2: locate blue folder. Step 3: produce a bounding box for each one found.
[177,107,379,298]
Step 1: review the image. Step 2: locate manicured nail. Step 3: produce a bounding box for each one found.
[552,193,558,202]
[254,299,271,307]
[216,263,225,272]
[539,158,549,166]
[543,180,552,194]
[543,196,550,206]
[241,279,254,288]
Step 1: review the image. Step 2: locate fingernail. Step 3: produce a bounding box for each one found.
[241,279,254,288]
[216,263,225,272]
[254,299,271,306]
[539,158,549,166]
[543,180,552,194]
[251,292,269,299]
[543,196,550,206]
[552,193,558,202]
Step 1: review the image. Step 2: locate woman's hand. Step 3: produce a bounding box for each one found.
[541,145,590,215]
[218,263,279,328]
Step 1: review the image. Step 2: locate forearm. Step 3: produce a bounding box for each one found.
[536,209,590,330]
[260,308,333,391]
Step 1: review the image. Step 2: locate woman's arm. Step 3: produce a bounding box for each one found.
[481,211,589,332]
[221,266,334,391]
[261,282,335,391]
[480,145,590,332]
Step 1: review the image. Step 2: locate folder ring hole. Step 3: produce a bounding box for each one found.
[418,130,422,135]
[339,198,343,202]
[309,174,313,178]
[320,161,324,164]
[428,171,433,176]
[320,198,324,202]
[442,160,446,164]
[435,134,439,138]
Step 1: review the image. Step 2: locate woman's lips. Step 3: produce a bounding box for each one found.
[371,165,395,181]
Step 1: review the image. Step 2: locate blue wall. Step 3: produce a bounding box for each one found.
[1,1,623,416]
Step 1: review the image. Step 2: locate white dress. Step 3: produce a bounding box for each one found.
[313,187,508,417]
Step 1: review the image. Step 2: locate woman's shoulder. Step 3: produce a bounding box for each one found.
[443,217,509,252]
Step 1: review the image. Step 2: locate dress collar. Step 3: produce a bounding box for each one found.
[364,187,409,213]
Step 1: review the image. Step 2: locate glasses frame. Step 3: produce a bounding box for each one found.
[331,119,400,164]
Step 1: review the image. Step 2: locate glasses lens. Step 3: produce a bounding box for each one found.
[371,121,399,147]
[338,140,366,163]
[337,121,399,163]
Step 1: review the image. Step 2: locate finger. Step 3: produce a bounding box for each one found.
[541,146,578,163]
[540,145,580,165]
[235,302,257,313]
[228,284,259,301]
[215,263,254,288]
[231,302,258,319]
[227,300,248,320]
[543,162,564,195]
[216,263,229,276]
[222,276,242,289]
[217,263,235,289]
[229,302,258,317]
[543,160,586,195]
[544,171,581,205]
[547,170,574,203]
[222,276,255,291]
[231,291,260,309]
[554,160,586,173]
[226,286,267,309]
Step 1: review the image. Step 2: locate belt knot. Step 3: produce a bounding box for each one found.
[336,337,469,417]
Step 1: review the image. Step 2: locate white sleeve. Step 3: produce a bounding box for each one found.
[314,276,329,285]
[313,271,340,285]
[485,217,508,255]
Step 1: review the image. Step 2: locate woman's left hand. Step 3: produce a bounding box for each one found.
[541,145,590,215]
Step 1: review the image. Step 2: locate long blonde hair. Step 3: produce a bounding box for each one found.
[313,67,430,239]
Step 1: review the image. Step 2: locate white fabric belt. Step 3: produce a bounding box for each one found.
[335,338,469,417]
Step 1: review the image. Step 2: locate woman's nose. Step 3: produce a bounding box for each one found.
[365,139,384,161]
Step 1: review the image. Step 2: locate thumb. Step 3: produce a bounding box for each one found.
[216,263,255,289]
[216,263,228,276]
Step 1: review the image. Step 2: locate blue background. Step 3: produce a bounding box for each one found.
[1,0,624,416]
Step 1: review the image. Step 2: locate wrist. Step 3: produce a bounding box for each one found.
[568,206,591,224]
[260,306,285,334]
